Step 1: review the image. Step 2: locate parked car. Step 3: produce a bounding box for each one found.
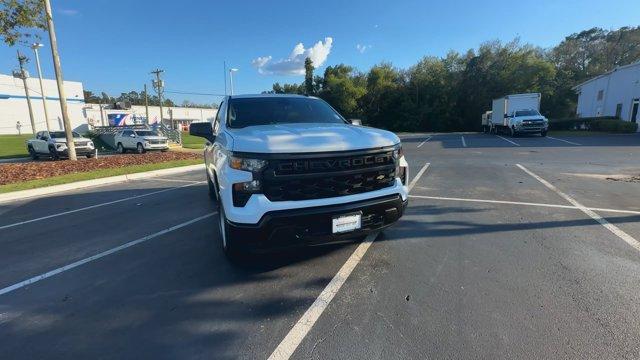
[26,131,95,160]
[189,94,409,259]
[114,129,169,154]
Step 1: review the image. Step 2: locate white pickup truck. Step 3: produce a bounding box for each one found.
[189,94,409,259]
[26,131,95,160]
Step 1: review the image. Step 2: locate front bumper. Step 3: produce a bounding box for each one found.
[144,143,169,150]
[58,147,94,156]
[227,194,407,251]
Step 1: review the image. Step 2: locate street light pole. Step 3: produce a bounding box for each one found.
[229,68,238,95]
[15,51,37,136]
[44,0,77,160]
[31,43,51,132]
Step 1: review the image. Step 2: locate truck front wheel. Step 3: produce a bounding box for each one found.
[218,201,242,261]
[49,146,59,160]
[28,146,39,160]
[541,130,548,137]
[510,127,517,137]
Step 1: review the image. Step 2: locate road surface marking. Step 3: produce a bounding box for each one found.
[0,181,205,231]
[517,164,640,253]
[268,162,430,360]
[0,213,215,296]
[152,178,202,184]
[496,135,520,146]
[461,136,467,147]
[547,136,581,146]
[408,163,430,192]
[417,136,432,148]
[408,194,640,215]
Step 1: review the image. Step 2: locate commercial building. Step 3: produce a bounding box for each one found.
[573,61,640,128]
[0,73,218,135]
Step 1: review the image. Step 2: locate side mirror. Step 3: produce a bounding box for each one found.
[349,119,363,126]
[503,114,509,119]
[190,122,215,142]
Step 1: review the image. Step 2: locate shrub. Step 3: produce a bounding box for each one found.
[549,117,637,133]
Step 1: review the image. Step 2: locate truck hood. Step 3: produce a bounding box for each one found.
[513,116,546,122]
[53,137,91,143]
[227,123,399,153]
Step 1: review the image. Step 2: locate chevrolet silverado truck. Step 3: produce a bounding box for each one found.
[189,94,409,258]
[490,93,549,137]
[26,131,95,160]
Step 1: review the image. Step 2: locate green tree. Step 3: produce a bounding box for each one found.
[0,0,46,45]
[304,57,314,95]
[319,64,366,118]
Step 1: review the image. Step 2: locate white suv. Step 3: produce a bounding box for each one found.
[114,129,169,154]
[189,94,409,259]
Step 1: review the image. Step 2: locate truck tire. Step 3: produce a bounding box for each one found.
[49,146,59,161]
[86,152,96,158]
[510,127,517,137]
[117,143,126,154]
[136,143,145,154]
[218,200,242,261]
[541,130,547,137]
[28,146,39,160]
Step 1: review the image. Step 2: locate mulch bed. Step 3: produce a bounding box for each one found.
[0,152,201,185]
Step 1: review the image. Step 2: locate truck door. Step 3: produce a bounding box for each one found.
[37,132,50,153]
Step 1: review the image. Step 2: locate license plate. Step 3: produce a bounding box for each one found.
[332,213,362,234]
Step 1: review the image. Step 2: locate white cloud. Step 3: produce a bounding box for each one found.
[252,37,333,76]
[356,44,371,54]
[59,9,79,16]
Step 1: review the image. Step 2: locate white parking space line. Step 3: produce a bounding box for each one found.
[408,194,640,215]
[408,163,430,192]
[152,178,202,184]
[517,164,640,253]
[547,136,581,146]
[461,135,467,147]
[496,135,520,146]
[0,213,215,296]
[417,136,432,148]
[268,162,430,360]
[0,181,205,231]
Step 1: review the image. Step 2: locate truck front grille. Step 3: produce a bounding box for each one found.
[261,149,397,202]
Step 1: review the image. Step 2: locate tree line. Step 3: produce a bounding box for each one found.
[267,27,640,132]
[83,90,219,109]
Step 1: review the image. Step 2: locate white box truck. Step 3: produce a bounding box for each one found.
[490,93,548,137]
[481,111,492,133]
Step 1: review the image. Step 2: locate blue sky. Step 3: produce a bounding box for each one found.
[1,0,639,104]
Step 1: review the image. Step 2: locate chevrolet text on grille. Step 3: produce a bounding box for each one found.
[277,154,393,172]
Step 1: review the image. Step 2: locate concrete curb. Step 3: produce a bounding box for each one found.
[0,163,205,204]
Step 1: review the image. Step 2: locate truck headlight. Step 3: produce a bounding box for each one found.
[229,156,268,172]
[88,141,94,148]
[55,143,66,149]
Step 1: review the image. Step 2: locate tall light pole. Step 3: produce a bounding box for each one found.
[44,0,76,160]
[31,43,51,132]
[14,51,37,136]
[229,68,238,95]
[151,69,164,126]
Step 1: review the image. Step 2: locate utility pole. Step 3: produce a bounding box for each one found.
[144,83,150,124]
[44,0,76,160]
[31,43,51,132]
[151,69,164,127]
[15,51,37,136]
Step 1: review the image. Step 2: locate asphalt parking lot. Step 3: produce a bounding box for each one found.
[1,132,640,359]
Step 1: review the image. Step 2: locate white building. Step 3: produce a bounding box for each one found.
[0,72,86,135]
[573,61,640,129]
[0,73,218,135]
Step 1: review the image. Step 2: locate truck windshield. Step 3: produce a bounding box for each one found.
[50,131,81,138]
[227,97,347,128]
[514,110,540,117]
